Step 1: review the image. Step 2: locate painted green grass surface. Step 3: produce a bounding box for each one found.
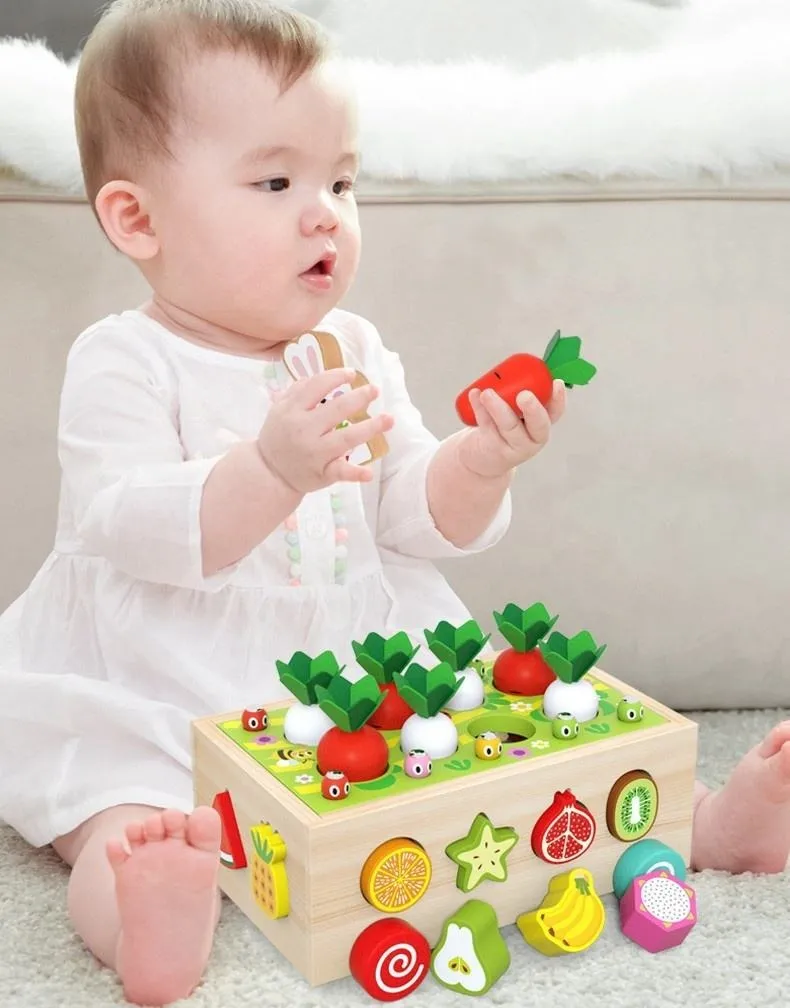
[218,666,667,817]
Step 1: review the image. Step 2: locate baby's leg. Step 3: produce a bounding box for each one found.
[53,803,221,1005]
[691,720,790,874]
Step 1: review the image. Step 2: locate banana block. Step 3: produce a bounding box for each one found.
[516,867,605,956]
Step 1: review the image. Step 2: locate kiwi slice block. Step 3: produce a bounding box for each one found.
[606,769,659,842]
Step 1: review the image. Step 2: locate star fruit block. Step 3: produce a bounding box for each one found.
[619,871,697,952]
[431,899,510,996]
[445,812,519,893]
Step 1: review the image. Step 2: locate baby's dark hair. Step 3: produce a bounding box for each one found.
[75,0,329,206]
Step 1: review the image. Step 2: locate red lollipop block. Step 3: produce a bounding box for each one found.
[349,919,431,1002]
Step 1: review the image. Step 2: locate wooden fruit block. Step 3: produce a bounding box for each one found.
[516,867,606,955]
[192,664,697,987]
[619,871,698,952]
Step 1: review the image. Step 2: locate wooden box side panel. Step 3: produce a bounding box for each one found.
[192,723,314,980]
[307,718,697,986]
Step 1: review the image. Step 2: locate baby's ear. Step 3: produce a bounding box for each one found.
[94,180,159,260]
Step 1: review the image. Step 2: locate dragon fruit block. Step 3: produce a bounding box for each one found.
[619,870,697,953]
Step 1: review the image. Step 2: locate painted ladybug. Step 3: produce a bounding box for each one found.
[474,731,503,761]
[241,707,268,732]
[404,749,432,779]
[321,770,350,801]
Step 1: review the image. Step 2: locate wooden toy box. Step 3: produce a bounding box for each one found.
[192,661,697,989]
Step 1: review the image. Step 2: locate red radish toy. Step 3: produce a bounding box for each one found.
[492,601,558,697]
[315,665,389,783]
[456,330,596,425]
[351,631,419,731]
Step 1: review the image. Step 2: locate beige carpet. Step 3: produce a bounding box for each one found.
[1,708,788,1007]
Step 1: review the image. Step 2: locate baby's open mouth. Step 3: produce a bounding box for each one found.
[303,254,336,277]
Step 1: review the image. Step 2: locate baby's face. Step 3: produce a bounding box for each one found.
[144,50,361,343]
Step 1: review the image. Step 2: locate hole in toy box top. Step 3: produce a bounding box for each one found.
[466,713,536,744]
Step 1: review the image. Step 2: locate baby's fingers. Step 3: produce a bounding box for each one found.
[319,382,379,432]
[324,457,375,485]
[546,379,567,424]
[469,388,496,432]
[480,388,527,448]
[327,413,394,457]
[516,390,551,445]
[289,367,357,409]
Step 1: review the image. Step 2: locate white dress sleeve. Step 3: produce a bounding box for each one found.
[57,322,237,590]
[367,321,512,559]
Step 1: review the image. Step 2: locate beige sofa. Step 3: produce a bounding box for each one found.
[3,169,790,711]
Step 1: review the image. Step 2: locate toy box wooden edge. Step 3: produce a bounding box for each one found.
[192,667,698,987]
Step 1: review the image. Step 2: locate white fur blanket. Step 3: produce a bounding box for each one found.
[2,0,790,193]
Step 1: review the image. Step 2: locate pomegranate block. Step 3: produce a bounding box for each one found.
[619,871,697,953]
[531,789,597,864]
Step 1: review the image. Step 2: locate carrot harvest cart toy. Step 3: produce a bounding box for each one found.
[192,603,699,998]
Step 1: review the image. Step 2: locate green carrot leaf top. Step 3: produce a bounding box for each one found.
[275,650,343,706]
[493,601,559,653]
[314,666,384,733]
[542,330,597,388]
[539,630,606,684]
[424,619,490,671]
[393,661,463,718]
[351,631,420,684]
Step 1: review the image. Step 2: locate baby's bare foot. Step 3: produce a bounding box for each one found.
[107,807,221,1006]
[692,720,790,874]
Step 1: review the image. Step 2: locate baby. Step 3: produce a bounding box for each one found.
[0,1,787,1005]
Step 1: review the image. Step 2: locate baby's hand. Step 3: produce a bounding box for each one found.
[456,380,566,479]
[257,368,393,493]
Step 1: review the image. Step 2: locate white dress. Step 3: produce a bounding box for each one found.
[0,308,510,847]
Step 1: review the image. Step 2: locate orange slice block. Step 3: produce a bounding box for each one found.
[360,838,432,913]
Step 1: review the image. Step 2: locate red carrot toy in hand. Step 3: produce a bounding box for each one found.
[455,330,596,426]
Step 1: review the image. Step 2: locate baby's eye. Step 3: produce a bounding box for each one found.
[333,178,355,196]
[255,177,290,192]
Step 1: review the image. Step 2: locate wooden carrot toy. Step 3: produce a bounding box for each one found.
[455,330,597,425]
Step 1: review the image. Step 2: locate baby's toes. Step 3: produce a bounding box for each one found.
[186,807,222,854]
[758,720,790,759]
[142,811,168,843]
[775,740,790,784]
[124,820,146,851]
[764,741,790,801]
[162,809,188,841]
[106,837,130,870]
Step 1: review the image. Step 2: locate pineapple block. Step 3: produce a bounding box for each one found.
[250,823,289,920]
